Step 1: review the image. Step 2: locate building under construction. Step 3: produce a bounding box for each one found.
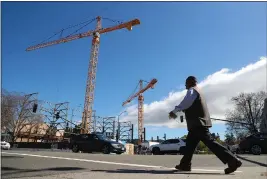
[3,92,134,143]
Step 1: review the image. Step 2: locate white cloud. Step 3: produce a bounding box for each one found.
[121,57,267,129]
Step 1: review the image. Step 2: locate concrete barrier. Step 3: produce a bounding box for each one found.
[125,143,134,155]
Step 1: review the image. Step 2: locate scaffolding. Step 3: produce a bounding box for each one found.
[119,121,132,141]
[38,101,69,141]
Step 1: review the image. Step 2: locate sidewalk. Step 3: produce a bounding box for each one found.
[12,166,267,179]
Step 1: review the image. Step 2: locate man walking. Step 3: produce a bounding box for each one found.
[169,76,242,174]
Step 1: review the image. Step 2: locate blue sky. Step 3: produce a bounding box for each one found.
[2,2,266,140]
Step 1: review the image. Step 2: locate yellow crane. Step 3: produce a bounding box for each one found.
[122,79,157,144]
[26,16,140,134]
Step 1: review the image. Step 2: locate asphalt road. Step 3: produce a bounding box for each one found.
[2,149,267,179]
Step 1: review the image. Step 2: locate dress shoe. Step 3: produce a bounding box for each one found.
[224,158,242,174]
[175,164,191,171]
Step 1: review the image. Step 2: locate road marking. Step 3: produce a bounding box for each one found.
[2,152,242,173]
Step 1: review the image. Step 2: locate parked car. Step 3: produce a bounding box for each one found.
[227,144,240,154]
[137,141,160,154]
[149,138,186,155]
[70,132,126,154]
[1,141,11,150]
[238,133,267,155]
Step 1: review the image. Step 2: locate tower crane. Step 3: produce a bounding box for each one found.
[26,16,140,134]
[122,78,157,144]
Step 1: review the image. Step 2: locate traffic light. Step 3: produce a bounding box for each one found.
[32,103,38,113]
[142,127,146,141]
[116,131,119,142]
[55,112,60,119]
[180,115,184,123]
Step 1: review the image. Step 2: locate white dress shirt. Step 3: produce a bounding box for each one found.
[172,87,198,113]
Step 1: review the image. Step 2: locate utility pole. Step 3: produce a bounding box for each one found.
[70,109,74,133]
[131,124,134,143]
[113,120,116,139]
[163,133,166,140]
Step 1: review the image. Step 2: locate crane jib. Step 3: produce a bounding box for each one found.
[122,78,157,106]
[26,19,140,52]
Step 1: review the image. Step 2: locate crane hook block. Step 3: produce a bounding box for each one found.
[127,25,133,31]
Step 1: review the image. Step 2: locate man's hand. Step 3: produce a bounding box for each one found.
[169,111,177,119]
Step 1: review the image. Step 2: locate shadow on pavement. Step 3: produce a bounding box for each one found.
[2,167,19,171]
[1,156,24,159]
[1,166,86,176]
[237,155,267,167]
[91,169,226,175]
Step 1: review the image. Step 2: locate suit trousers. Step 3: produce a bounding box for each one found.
[180,126,237,167]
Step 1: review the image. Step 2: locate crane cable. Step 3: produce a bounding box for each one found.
[65,18,97,38]
[125,79,151,102]
[127,81,141,100]
[34,17,97,45]
[34,17,124,46]
[102,17,124,25]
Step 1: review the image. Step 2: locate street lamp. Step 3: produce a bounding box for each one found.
[117,111,127,141]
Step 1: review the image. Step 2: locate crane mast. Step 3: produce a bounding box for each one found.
[123,78,157,144]
[138,80,144,142]
[81,16,101,134]
[26,16,141,134]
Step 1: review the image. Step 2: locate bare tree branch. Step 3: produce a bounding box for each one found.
[1,89,43,142]
[225,91,267,137]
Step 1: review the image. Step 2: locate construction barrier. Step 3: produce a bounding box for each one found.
[125,143,134,155]
[10,142,70,149]
[10,142,52,149]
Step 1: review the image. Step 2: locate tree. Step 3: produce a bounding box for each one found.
[216,133,220,139]
[25,114,44,141]
[181,135,187,139]
[72,123,82,134]
[1,89,43,142]
[224,133,236,145]
[225,91,267,138]
[64,123,72,138]
[259,98,267,133]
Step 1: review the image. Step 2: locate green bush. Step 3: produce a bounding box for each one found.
[197,141,209,152]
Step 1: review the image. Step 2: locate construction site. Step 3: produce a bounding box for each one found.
[2,14,267,146]
[1,16,162,147]
[2,3,267,179]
